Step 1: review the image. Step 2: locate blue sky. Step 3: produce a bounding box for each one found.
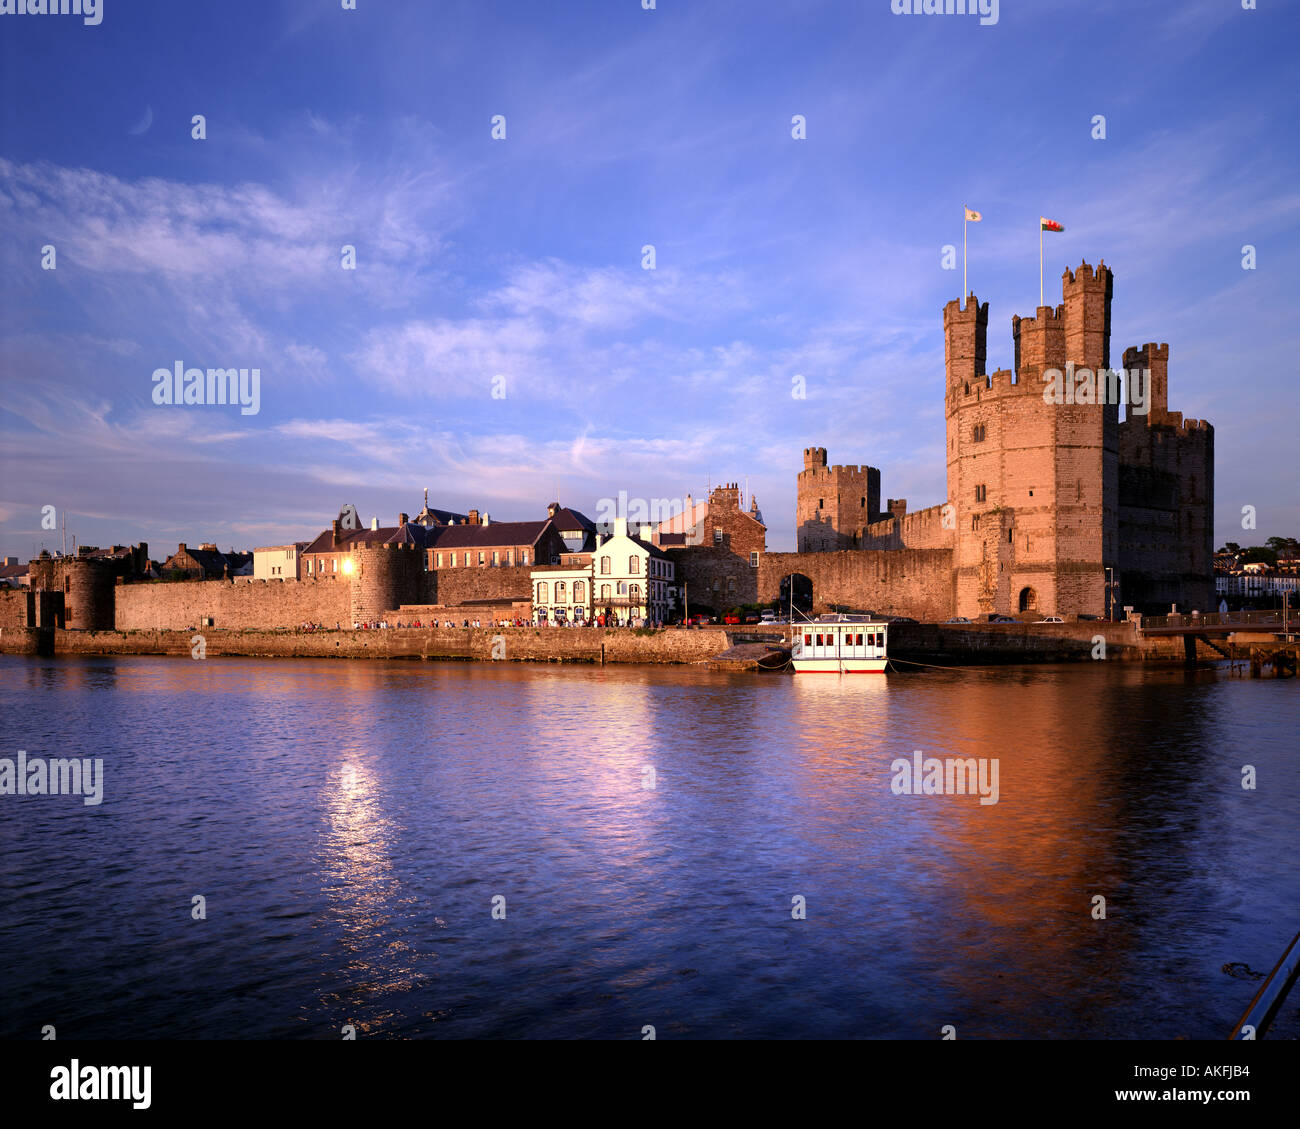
[1,0,1297,558]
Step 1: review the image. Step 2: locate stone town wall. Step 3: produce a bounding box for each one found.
[758,549,956,621]
[114,577,350,631]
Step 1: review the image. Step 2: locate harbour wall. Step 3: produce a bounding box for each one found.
[0,621,1231,665]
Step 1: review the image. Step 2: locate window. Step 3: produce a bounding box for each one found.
[307,561,312,575]
[555,581,566,602]
[332,559,338,572]
[601,584,611,599]
[521,551,529,565]
[804,634,812,648]
[436,552,443,568]
[975,484,987,503]
[816,634,823,647]
[713,528,723,544]
[630,584,640,598]
[506,550,512,566]
[601,556,611,574]
[1009,528,1014,544]
[492,551,499,566]
[860,497,866,508]
[538,582,548,603]
[618,582,627,595]
[818,499,824,509]
[750,551,759,568]
[478,552,485,566]
[629,556,639,574]
[856,634,864,646]
[573,581,585,603]
[973,423,986,442]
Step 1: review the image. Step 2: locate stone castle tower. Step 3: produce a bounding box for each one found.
[782,258,1213,619]
[28,556,117,630]
[796,447,883,551]
[944,262,1119,618]
[348,542,423,624]
[1117,343,1214,611]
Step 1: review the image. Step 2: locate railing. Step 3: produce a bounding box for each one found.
[1140,610,1296,631]
[1230,926,1300,1040]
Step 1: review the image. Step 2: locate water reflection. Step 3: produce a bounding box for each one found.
[0,654,1295,1039]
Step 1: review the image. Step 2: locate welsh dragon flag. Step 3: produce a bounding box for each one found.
[1040,217,1064,232]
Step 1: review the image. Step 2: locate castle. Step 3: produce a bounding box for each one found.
[764,260,1214,619]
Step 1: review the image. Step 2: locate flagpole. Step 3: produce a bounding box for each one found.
[963,208,968,300]
[1039,222,1043,308]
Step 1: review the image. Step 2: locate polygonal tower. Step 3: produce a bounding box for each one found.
[945,262,1118,618]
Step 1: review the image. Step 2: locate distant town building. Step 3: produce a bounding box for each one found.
[426,512,566,571]
[162,543,252,580]
[533,517,675,625]
[253,542,309,580]
[0,557,28,588]
[301,514,434,578]
[657,482,767,612]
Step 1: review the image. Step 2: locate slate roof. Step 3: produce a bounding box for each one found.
[427,520,551,549]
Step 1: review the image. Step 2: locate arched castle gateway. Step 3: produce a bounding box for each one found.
[761,260,1214,619]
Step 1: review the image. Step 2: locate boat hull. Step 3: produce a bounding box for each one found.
[791,658,888,674]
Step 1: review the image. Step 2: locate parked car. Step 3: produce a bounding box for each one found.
[723,614,741,625]
[742,612,761,624]
[989,615,1016,624]
[760,611,778,624]
[945,616,972,624]
[1036,615,1064,623]
[888,616,918,624]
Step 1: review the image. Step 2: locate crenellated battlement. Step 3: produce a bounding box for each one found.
[1063,260,1111,288]
[1123,343,1169,366]
[952,366,1033,401]
[1012,305,1066,333]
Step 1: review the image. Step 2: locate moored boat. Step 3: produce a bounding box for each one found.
[790,614,889,674]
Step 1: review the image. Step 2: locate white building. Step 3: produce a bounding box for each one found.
[533,564,592,624]
[1216,574,1300,599]
[531,518,676,625]
[253,542,307,580]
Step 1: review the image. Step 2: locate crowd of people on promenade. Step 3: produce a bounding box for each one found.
[290,615,669,631]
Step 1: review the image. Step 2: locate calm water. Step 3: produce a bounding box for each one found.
[1,653,1297,1040]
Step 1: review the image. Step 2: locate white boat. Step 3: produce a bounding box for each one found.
[790,615,889,674]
